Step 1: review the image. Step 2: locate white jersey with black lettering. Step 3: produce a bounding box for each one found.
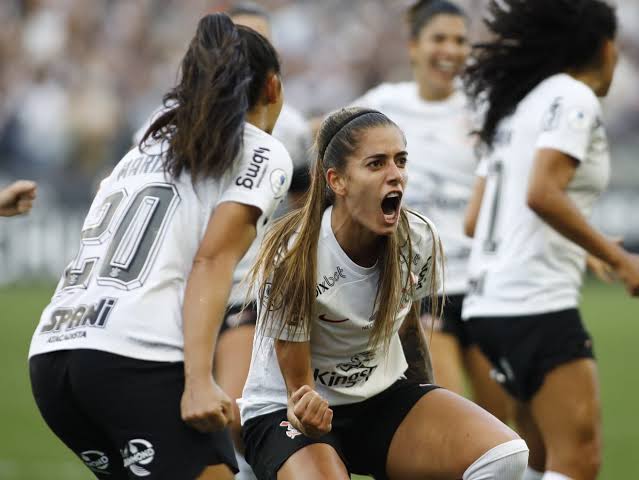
[228,104,311,306]
[239,207,440,423]
[29,123,293,361]
[351,82,476,294]
[463,74,610,318]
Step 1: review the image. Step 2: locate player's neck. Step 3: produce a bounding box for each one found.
[564,69,603,97]
[416,76,454,102]
[330,207,382,268]
[246,107,270,133]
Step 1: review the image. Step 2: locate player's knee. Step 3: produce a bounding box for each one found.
[463,439,529,480]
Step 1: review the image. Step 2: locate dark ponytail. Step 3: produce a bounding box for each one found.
[406,0,465,39]
[140,13,280,181]
[463,0,617,149]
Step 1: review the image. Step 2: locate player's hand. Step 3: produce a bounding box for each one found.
[586,254,614,283]
[615,251,639,297]
[181,376,234,433]
[0,180,37,217]
[286,385,333,438]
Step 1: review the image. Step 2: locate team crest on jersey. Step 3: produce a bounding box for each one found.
[270,168,288,198]
[567,107,591,132]
[121,438,155,477]
[279,421,303,439]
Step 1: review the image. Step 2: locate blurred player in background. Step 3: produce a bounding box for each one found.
[240,107,528,480]
[0,180,37,217]
[350,0,512,422]
[462,1,639,479]
[29,14,291,480]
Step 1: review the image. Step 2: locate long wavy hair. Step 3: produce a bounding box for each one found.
[463,0,617,149]
[139,13,280,181]
[248,108,443,352]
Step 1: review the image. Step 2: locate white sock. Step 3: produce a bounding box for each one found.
[234,449,257,480]
[542,472,572,480]
[463,439,529,480]
[523,467,544,480]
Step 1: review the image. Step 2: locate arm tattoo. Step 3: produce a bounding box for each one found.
[399,303,435,384]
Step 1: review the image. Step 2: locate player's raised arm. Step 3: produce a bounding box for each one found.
[0,180,37,217]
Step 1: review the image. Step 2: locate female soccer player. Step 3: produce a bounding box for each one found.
[350,0,511,420]
[239,107,528,479]
[462,1,639,479]
[28,14,292,480]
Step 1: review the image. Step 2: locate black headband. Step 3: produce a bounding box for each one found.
[321,109,383,158]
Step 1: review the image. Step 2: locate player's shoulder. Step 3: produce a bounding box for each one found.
[243,124,293,170]
[405,208,439,245]
[355,82,417,106]
[535,74,599,108]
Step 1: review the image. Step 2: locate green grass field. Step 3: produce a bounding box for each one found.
[1,280,637,479]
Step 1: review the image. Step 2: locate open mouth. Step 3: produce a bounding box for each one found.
[381,191,402,223]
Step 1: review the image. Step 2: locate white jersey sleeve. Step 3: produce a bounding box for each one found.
[217,136,293,220]
[405,210,443,301]
[535,85,600,162]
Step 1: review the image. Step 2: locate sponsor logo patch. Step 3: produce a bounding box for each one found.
[318,314,349,323]
[270,168,288,198]
[121,438,155,477]
[279,421,303,439]
[81,450,110,474]
[315,266,346,297]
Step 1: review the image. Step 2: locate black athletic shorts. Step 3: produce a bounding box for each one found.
[242,379,439,480]
[466,308,595,401]
[219,303,257,336]
[421,294,473,348]
[30,349,238,479]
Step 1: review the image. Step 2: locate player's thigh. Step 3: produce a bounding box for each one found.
[69,350,238,480]
[386,389,519,479]
[513,402,546,472]
[197,464,236,480]
[278,444,349,480]
[30,351,128,479]
[428,330,466,395]
[464,345,513,423]
[530,358,601,465]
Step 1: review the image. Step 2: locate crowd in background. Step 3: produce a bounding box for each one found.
[0,0,638,205]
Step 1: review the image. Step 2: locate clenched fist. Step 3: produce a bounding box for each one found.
[0,180,37,217]
[181,377,234,433]
[287,385,333,439]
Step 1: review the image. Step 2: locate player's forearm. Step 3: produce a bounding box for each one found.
[182,256,235,382]
[275,340,315,395]
[399,304,435,384]
[527,187,625,268]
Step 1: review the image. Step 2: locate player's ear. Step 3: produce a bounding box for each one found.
[327,167,346,198]
[263,72,282,105]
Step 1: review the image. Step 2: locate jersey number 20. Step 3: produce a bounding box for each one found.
[61,183,180,291]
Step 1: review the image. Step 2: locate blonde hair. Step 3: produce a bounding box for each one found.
[248,107,442,351]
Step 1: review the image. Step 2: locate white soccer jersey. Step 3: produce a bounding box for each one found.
[239,207,440,423]
[351,82,477,294]
[29,123,292,361]
[463,74,610,318]
[228,104,312,305]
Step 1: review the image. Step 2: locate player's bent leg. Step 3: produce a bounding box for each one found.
[530,359,601,480]
[514,402,546,473]
[427,330,466,395]
[214,324,255,451]
[196,464,236,480]
[277,444,349,480]
[386,389,527,479]
[464,345,513,423]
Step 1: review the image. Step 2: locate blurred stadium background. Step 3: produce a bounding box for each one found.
[0,0,637,479]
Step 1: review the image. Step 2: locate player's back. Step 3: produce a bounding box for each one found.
[30,124,292,361]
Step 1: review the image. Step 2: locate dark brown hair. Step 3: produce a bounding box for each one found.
[140,13,280,181]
